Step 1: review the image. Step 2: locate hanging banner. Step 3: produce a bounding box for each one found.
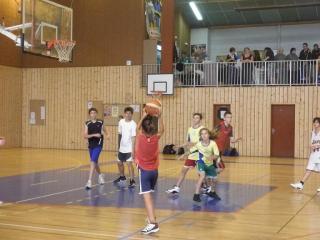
[145,0,162,40]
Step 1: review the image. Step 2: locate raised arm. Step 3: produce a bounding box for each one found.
[137,110,148,134]
[157,112,164,138]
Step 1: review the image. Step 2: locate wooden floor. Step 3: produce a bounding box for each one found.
[0,148,319,240]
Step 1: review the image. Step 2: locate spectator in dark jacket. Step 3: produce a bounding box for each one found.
[299,43,313,83]
[286,48,299,84]
[264,47,275,61]
[226,47,238,63]
[264,47,275,84]
[285,48,299,61]
[312,44,320,60]
[275,48,286,61]
[275,48,286,83]
[299,43,312,60]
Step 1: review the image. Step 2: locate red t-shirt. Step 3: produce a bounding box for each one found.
[135,133,160,170]
[215,121,233,152]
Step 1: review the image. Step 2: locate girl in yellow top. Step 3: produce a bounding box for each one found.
[181,128,221,202]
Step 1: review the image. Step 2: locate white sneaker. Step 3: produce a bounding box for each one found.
[290,182,304,190]
[141,223,159,235]
[166,186,180,194]
[98,174,105,185]
[317,187,320,192]
[85,180,92,190]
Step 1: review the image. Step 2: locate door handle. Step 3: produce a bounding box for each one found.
[272,128,276,135]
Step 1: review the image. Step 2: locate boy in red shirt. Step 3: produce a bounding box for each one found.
[135,110,164,235]
[215,111,241,161]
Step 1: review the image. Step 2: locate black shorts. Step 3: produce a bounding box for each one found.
[118,152,132,162]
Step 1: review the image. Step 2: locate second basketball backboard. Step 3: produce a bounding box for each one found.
[147,74,174,95]
[22,0,73,60]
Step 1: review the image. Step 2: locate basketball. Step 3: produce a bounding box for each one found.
[145,99,162,116]
[0,137,5,146]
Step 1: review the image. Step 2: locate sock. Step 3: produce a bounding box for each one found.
[300,181,304,185]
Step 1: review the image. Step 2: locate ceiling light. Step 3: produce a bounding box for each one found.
[189,1,203,21]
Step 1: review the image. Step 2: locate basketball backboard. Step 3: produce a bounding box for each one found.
[147,74,174,95]
[22,0,73,60]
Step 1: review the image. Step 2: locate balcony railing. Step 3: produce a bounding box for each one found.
[142,60,320,87]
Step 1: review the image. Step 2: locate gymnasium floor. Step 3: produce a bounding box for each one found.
[0,149,319,240]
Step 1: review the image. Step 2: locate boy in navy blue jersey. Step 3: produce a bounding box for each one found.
[84,108,106,189]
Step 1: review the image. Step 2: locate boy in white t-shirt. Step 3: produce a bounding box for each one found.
[113,107,137,188]
[291,117,320,191]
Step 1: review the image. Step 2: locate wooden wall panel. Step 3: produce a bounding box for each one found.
[21,66,320,158]
[0,0,22,67]
[0,65,22,147]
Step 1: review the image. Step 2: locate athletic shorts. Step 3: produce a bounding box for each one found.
[89,146,102,163]
[306,154,320,172]
[196,161,217,179]
[184,159,196,168]
[138,168,158,194]
[118,152,132,162]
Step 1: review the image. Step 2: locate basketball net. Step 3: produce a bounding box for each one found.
[47,40,76,62]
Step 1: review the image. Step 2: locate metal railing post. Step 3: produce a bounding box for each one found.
[316,59,318,86]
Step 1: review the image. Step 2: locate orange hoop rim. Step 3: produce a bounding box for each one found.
[47,39,76,49]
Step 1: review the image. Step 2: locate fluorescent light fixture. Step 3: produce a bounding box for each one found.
[189,1,203,21]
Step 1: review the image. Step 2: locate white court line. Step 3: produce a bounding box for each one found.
[0,222,150,240]
[16,180,113,204]
[16,164,178,204]
[0,222,120,238]
[31,180,58,186]
[61,164,82,173]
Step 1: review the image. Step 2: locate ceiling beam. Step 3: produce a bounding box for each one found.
[175,0,247,5]
[235,2,320,11]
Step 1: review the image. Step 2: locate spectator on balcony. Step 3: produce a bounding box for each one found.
[225,47,239,85]
[263,47,275,61]
[286,48,299,84]
[264,47,275,84]
[312,44,320,60]
[241,47,254,85]
[299,43,312,60]
[275,48,286,61]
[299,43,313,83]
[285,48,299,61]
[226,47,238,63]
[253,50,263,84]
[253,50,261,62]
[275,48,287,84]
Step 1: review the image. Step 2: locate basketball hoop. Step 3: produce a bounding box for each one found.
[47,40,76,62]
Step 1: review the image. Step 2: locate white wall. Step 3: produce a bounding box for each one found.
[191,23,320,61]
[190,28,209,45]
